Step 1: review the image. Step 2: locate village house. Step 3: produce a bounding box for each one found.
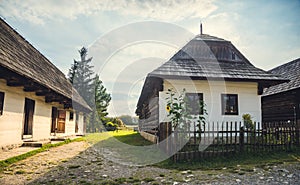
[135,27,287,142]
[262,58,300,123]
[0,18,91,149]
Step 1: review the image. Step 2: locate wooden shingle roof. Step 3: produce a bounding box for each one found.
[0,18,91,112]
[263,58,300,96]
[149,34,287,83]
[136,34,288,116]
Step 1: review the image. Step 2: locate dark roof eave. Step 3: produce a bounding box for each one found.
[148,74,289,85]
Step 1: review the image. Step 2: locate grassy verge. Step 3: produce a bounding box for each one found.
[86,130,300,170]
[85,130,152,146]
[156,149,300,171]
[0,137,85,172]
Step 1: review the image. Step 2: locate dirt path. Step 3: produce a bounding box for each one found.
[1,140,300,185]
[0,141,89,185]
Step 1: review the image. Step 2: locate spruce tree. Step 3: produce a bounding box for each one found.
[68,47,111,132]
[68,47,94,106]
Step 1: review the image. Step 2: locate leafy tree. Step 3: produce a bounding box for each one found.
[104,117,125,127]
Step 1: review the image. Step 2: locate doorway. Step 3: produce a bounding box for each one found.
[51,107,58,133]
[23,98,35,138]
[57,110,66,133]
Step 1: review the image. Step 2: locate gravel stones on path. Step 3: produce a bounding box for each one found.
[0,141,300,185]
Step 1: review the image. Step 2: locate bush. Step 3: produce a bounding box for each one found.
[243,114,254,130]
[105,122,117,131]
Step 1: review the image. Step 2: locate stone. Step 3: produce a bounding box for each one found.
[287,174,293,178]
[187,174,194,178]
[278,169,289,173]
[236,179,241,183]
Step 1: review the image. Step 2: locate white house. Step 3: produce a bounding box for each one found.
[135,29,287,140]
[0,18,91,149]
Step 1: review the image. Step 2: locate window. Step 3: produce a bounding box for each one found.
[186,93,204,115]
[0,92,4,116]
[69,111,74,121]
[221,94,238,115]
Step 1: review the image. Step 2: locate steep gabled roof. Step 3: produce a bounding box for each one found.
[149,34,286,83]
[0,18,91,112]
[136,33,288,116]
[263,58,300,96]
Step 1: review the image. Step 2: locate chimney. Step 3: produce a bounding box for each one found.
[200,23,203,35]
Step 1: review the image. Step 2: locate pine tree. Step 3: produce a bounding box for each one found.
[68,47,94,106]
[68,47,111,132]
[94,75,111,119]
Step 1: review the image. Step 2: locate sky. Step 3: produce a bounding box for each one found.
[0,0,299,117]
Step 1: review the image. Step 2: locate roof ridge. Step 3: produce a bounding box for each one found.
[269,58,300,72]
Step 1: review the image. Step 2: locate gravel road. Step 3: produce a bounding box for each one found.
[0,141,299,185]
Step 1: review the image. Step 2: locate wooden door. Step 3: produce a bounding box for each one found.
[75,113,78,133]
[57,110,66,133]
[51,107,58,133]
[23,98,35,136]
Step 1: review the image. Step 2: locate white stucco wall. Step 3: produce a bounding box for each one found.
[32,100,51,141]
[77,112,85,135]
[0,80,24,147]
[159,79,261,126]
[0,79,85,148]
[64,111,76,135]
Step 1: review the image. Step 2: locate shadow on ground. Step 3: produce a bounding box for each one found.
[27,133,172,185]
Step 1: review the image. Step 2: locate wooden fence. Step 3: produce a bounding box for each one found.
[158,121,300,162]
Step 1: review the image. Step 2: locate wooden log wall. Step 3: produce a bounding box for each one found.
[262,89,299,123]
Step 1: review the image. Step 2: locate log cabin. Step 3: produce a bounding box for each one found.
[262,58,300,123]
[135,27,288,142]
[0,18,91,149]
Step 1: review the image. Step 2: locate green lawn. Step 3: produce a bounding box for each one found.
[87,130,300,171]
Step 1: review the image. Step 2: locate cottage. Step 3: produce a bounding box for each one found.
[135,28,287,141]
[262,58,300,123]
[0,18,91,149]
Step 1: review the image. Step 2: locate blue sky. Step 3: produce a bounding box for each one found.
[0,0,299,116]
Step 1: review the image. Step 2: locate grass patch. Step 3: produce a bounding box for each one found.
[113,132,152,146]
[85,130,152,146]
[143,177,155,182]
[155,149,300,171]
[90,131,165,164]
[0,138,84,172]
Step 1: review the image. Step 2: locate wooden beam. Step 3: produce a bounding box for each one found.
[45,94,64,103]
[6,78,24,86]
[36,89,51,96]
[23,83,39,92]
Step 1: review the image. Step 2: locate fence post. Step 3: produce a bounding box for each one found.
[240,126,244,152]
[296,120,300,147]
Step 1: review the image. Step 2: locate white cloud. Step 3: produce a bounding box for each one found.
[0,0,217,24]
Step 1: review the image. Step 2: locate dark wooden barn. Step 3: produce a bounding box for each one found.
[262,58,300,123]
